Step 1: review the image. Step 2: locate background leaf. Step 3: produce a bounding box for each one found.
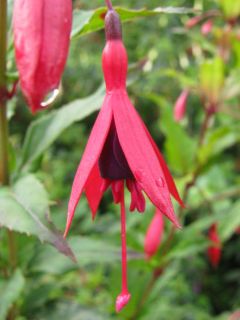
[0,269,25,320]
[0,175,74,260]
[71,6,196,39]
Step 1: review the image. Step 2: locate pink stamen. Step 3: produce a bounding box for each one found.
[111,180,124,204]
[116,185,131,312]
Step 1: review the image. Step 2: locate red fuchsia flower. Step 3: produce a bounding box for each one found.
[144,210,164,259]
[13,0,72,113]
[207,223,221,268]
[64,2,183,313]
[201,19,213,35]
[174,89,189,122]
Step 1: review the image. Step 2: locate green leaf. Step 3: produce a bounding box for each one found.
[0,269,25,320]
[31,236,142,274]
[37,301,107,320]
[13,175,49,221]
[218,200,240,242]
[198,124,240,164]
[220,0,240,19]
[160,105,198,174]
[0,175,75,260]
[71,6,196,39]
[20,85,104,170]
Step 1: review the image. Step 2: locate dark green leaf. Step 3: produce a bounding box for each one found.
[20,85,104,170]
[0,175,75,260]
[71,7,197,39]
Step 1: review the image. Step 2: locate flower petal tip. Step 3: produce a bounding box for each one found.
[115,292,131,312]
[175,220,182,230]
[63,229,68,239]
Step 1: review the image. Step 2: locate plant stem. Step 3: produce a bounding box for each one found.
[0,0,17,269]
[0,0,9,185]
[105,0,113,10]
[0,3,18,319]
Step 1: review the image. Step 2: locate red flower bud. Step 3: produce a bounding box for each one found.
[207,223,221,268]
[201,19,213,35]
[185,16,202,28]
[144,210,164,258]
[13,0,72,113]
[174,89,189,122]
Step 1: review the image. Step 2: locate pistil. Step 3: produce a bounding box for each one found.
[116,186,131,312]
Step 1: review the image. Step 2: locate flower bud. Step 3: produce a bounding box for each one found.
[13,0,72,113]
[144,210,164,259]
[174,89,189,122]
[201,19,213,35]
[185,16,202,28]
[207,223,221,268]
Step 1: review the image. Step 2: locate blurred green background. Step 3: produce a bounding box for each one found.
[1,0,240,319]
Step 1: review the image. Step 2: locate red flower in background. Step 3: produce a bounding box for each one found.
[13,0,72,113]
[144,210,164,259]
[201,19,213,35]
[207,223,221,268]
[65,4,183,313]
[174,89,189,122]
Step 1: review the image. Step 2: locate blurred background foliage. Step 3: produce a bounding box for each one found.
[0,0,240,319]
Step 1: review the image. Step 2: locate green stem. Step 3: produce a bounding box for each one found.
[0,3,17,319]
[0,0,9,185]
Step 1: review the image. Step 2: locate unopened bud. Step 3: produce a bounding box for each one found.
[144,210,164,259]
[207,223,221,268]
[105,9,122,41]
[174,89,189,122]
[201,19,213,35]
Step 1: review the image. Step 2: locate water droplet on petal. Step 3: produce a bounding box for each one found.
[156,177,165,188]
[134,169,144,183]
[40,88,60,108]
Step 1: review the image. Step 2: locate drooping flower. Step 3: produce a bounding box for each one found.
[174,89,189,122]
[144,210,164,259]
[13,0,72,113]
[201,19,213,35]
[207,223,221,268]
[65,4,183,313]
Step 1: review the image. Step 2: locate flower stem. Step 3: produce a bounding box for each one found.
[0,0,9,185]
[105,0,113,10]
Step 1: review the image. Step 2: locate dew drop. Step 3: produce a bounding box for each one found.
[156,177,165,188]
[134,169,144,183]
[40,88,60,108]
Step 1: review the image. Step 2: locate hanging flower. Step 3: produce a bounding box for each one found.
[174,89,189,122]
[65,4,183,313]
[13,0,72,113]
[144,210,164,259]
[201,19,213,35]
[207,223,221,268]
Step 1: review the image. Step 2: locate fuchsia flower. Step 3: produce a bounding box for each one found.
[207,223,221,268]
[65,4,183,313]
[201,19,213,35]
[174,89,189,122]
[144,210,164,259]
[13,0,72,113]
